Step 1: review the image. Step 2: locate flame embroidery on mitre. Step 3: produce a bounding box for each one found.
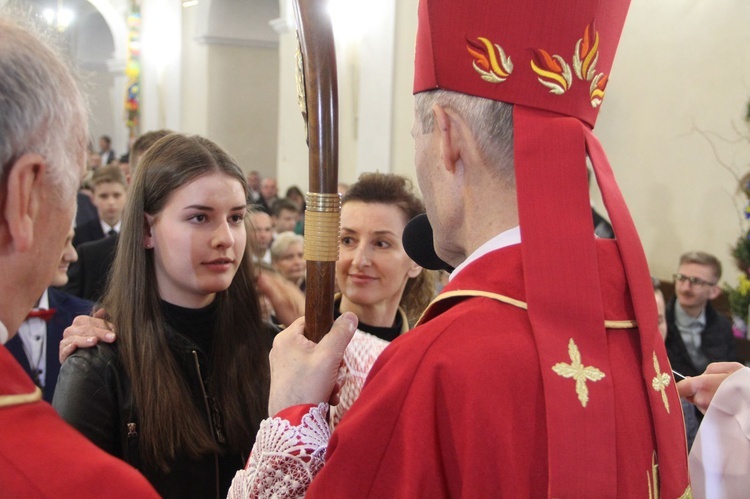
[590,73,608,108]
[467,37,514,83]
[573,23,600,81]
[572,23,609,108]
[530,49,572,95]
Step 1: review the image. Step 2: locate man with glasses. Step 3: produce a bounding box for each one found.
[665,251,736,379]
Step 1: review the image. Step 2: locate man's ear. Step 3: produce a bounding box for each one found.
[2,153,47,252]
[433,104,462,173]
[708,284,722,301]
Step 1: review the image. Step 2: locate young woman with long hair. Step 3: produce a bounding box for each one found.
[53,134,271,498]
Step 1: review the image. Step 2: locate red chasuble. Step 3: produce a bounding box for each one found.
[307,242,687,497]
[0,344,158,498]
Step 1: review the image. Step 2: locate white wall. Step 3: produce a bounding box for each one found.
[596,0,750,285]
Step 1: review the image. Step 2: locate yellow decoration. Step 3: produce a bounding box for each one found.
[651,352,671,414]
[0,386,41,408]
[646,451,692,499]
[647,451,659,499]
[551,338,605,408]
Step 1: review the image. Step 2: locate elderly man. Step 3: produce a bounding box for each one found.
[0,13,156,496]
[229,0,691,497]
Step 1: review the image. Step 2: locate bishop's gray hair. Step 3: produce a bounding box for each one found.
[415,89,515,188]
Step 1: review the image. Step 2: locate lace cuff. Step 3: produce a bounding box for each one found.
[330,330,390,427]
[228,403,330,499]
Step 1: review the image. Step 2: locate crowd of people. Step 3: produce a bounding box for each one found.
[1,1,749,498]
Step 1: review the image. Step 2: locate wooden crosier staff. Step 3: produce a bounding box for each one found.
[292,0,340,342]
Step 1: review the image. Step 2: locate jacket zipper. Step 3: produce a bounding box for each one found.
[192,350,221,499]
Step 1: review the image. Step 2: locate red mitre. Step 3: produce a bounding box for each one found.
[414,0,691,497]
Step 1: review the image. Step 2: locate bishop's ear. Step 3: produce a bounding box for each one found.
[2,153,47,252]
[433,104,462,173]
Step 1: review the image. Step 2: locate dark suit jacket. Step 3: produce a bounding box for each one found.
[665,296,736,377]
[73,218,106,248]
[63,233,118,303]
[5,287,94,402]
[75,192,98,229]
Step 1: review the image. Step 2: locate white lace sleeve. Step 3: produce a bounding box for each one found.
[329,330,390,428]
[227,403,330,499]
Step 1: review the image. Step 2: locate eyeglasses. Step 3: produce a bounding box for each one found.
[673,273,716,287]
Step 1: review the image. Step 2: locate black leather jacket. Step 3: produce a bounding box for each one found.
[53,327,263,498]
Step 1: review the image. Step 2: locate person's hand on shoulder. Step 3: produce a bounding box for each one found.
[268,312,357,416]
[59,308,116,363]
[677,361,745,414]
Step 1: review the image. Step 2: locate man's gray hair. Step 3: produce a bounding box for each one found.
[0,11,88,203]
[415,89,514,187]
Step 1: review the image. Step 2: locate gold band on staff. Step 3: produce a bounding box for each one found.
[304,192,341,261]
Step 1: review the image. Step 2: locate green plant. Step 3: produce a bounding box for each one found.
[725,274,750,321]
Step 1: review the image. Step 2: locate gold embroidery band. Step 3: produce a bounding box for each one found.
[420,290,637,329]
[303,192,340,262]
[0,386,42,408]
[604,319,637,329]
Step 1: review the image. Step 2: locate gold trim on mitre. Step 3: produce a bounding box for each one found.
[417,290,637,330]
[0,386,42,408]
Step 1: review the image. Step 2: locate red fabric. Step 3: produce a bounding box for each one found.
[585,129,690,493]
[0,345,158,498]
[275,404,318,425]
[25,308,56,321]
[305,245,686,497]
[515,106,616,495]
[414,0,631,128]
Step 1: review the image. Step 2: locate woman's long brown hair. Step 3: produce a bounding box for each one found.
[101,134,269,471]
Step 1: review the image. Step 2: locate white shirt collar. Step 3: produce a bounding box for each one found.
[450,226,521,281]
[100,219,121,236]
[0,319,7,344]
[37,289,50,311]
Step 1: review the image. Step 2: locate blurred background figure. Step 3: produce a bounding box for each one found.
[271,198,300,236]
[665,251,736,379]
[258,177,278,214]
[72,164,127,248]
[271,232,306,291]
[249,210,273,266]
[6,228,93,402]
[246,170,262,203]
[99,134,116,166]
[284,186,306,235]
[653,276,698,449]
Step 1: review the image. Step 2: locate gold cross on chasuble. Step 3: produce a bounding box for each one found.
[552,338,606,408]
[651,352,671,414]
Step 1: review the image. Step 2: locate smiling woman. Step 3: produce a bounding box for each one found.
[52,134,273,498]
[329,172,437,426]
